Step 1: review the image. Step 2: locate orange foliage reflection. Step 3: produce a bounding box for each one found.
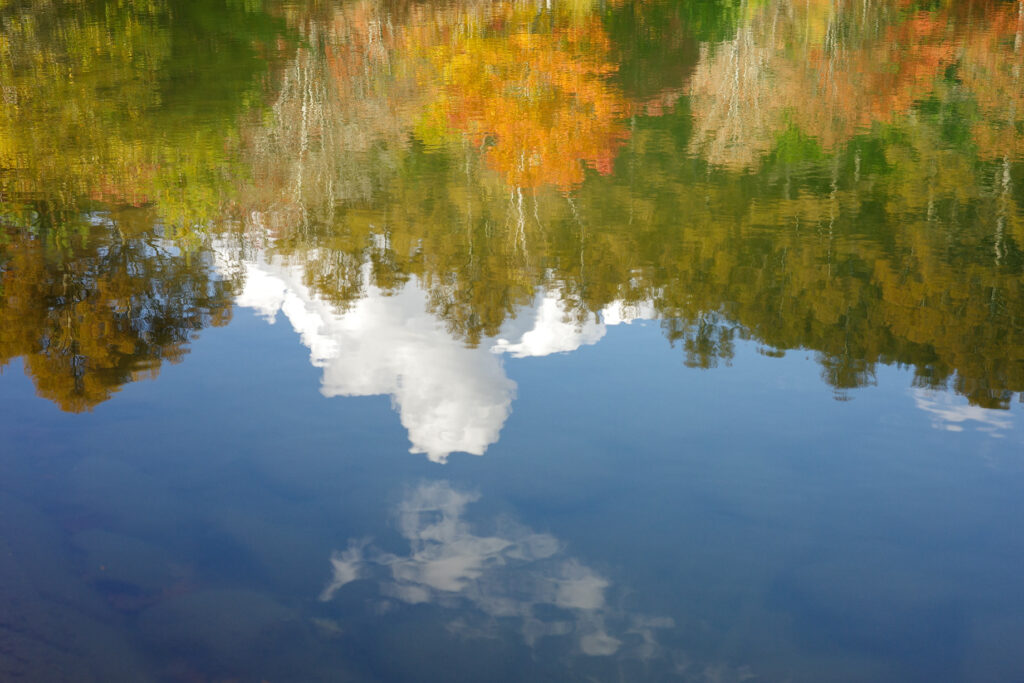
[433,5,631,189]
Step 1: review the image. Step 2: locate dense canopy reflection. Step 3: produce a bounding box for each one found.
[0,213,236,411]
[2,0,1023,415]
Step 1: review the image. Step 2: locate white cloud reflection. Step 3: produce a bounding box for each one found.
[228,251,655,462]
[319,481,674,658]
[911,388,1014,437]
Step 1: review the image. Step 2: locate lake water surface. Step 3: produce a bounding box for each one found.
[1,0,1023,681]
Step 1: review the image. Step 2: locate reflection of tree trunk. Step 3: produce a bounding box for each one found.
[1018,0,1023,55]
[250,26,339,231]
[508,187,528,262]
[995,155,1010,264]
[1014,0,1022,131]
[290,33,330,228]
[688,18,776,167]
[995,0,1022,264]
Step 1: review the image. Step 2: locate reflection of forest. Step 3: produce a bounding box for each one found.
[245,0,1024,408]
[688,0,1024,166]
[0,212,237,411]
[0,0,276,410]
[1,0,1023,410]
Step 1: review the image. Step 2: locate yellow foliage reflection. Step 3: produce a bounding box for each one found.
[0,214,237,411]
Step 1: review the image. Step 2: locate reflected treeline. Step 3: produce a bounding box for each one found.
[0,0,289,228]
[0,0,285,409]
[2,0,1023,410]
[243,0,1024,408]
[687,0,1024,167]
[0,210,237,411]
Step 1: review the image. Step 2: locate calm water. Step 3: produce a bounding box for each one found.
[2,0,1024,681]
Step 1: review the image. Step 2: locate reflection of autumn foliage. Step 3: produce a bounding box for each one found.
[687,0,1023,168]
[228,0,1024,408]
[233,0,1024,410]
[0,0,167,205]
[240,0,438,231]
[800,10,955,147]
[957,0,1024,159]
[0,215,236,412]
[433,4,631,189]
[687,27,775,168]
[243,101,1024,408]
[0,0,283,230]
[257,0,633,197]
[5,0,1020,413]
[87,162,157,207]
[689,0,949,166]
